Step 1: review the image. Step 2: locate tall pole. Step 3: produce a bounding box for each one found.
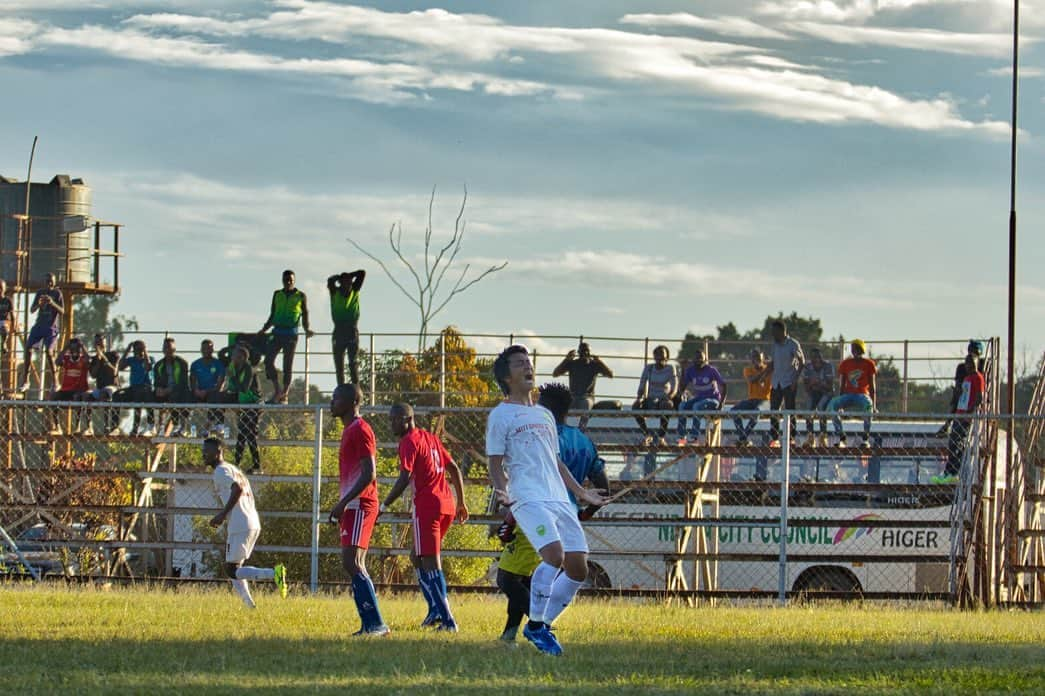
[1004,0,1019,604]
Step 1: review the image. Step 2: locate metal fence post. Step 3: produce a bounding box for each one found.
[778,416,791,606]
[902,340,909,412]
[303,335,311,405]
[310,404,324,593]
[369,333,376,406]
[439,330,446,409]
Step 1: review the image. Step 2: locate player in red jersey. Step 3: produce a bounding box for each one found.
[381,403,469,631]
[326,384,389,636]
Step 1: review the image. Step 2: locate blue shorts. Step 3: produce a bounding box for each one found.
[26,324,59,351]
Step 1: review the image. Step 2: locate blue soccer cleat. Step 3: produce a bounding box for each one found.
[522,623,562,656]
[420,611,442,628]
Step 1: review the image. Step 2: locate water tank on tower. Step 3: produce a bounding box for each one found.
[0,174,93,289]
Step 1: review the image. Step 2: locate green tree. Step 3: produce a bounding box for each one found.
[72,295,139,344]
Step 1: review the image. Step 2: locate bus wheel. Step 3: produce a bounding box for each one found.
[584,561,611,589]
[792,567,861,595]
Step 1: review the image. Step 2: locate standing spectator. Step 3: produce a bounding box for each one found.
[731,349,772,446]
[939,340,987,436]
[328,270,365,386]
[153,337,192,436]
[114,340,155,437]
[191,339,227,431]
[0,279,17,363]
[936,354,985,483]
[801,348,835,447]
[18,273,64,393]
[49,337,89,435]
[676,350,727,445]
[259,269,314,403]
[85,334,121,436]
[552,342,613,431]
[767,320,805,446]
[632,345,677,446]
[212,345,263,472]
[828,339,877,449]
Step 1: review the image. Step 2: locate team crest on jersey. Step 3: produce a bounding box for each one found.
[536,524,546,536]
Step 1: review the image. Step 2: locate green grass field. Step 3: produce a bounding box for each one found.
[1,585,1042,694]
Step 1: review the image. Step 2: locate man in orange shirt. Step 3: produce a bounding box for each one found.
[827,339,876,448]
[731,349,772,446]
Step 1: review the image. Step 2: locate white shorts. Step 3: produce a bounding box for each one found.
[226,528,260,563]
[511,500,588,554]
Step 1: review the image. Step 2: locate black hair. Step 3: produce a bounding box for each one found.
[390,402,414,417]
[492,344,529,395]
[203,436,223,449]
[653,345,670,360]
[283,269,295,278]
[334,383,362,406]
[772,319,786,332]
[537,382,572,424]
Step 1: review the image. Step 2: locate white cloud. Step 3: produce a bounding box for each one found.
[757,0,974,23]
[787,22,1018,57]
[0,18,38,57]
[619,12,791,40]
[32,25,569,104]
[986,65,1045,78]
[2,2,1009,134]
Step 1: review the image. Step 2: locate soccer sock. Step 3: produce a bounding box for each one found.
[421,569,455,624]
[351,572,385,630]
[235,566,275,581]
[415,568,438,617]
[543,572,584,626]
[528,562,558,626]
[231,579,255,608]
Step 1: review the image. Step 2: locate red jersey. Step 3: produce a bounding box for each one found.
[338,417,378,510]
[398,428,455,516]
[838,357,876,396]
[58,353,89,392]
[956,372,985,413]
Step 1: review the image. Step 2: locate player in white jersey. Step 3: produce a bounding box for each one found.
[486,345,607,656]
[205,436,287,607]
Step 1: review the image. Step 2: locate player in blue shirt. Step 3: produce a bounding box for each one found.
[113,340,155,436]
[191,339,227,431]
[537,383,609,513]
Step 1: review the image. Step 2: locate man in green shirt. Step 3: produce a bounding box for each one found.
[259,269,314,403]
[327,270,365,386]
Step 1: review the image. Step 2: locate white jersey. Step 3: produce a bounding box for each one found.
[213,461,261,534]
[485,401,569,507]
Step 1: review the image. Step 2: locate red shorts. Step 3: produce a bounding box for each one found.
[340,500,378,549]
[413,510,454,557]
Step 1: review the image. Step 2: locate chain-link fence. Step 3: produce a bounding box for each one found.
[1,401,1041,605]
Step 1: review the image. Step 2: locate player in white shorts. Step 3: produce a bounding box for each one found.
[206,436,287,607]
[486,345,607,656]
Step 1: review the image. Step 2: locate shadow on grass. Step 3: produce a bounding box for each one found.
[1,635,1042,693]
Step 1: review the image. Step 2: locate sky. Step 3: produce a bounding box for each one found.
[0,0,1043,393]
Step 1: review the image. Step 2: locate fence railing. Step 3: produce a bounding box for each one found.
[1,402,1041,605]
[81,330,990,411]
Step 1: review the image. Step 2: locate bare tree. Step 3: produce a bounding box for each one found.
[347,186,507,352]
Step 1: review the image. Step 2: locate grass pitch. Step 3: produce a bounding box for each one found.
[1,585,1042,694]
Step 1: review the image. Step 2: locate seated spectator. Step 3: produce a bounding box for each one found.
[935,354,985,483]
[939,340,987,436]
[208,344,262,472]
[0,279,16,363]
[632,345,677,446]
[113,340,155,437]
[84,333,121,436]
[154,337,192,436]
[827,339,877,448]
[49,337,90,435]
[677,350,727,445]
[731,349,771,446]
[552,342,613,431]
[191,339,227,430]
[801,348,834,447]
